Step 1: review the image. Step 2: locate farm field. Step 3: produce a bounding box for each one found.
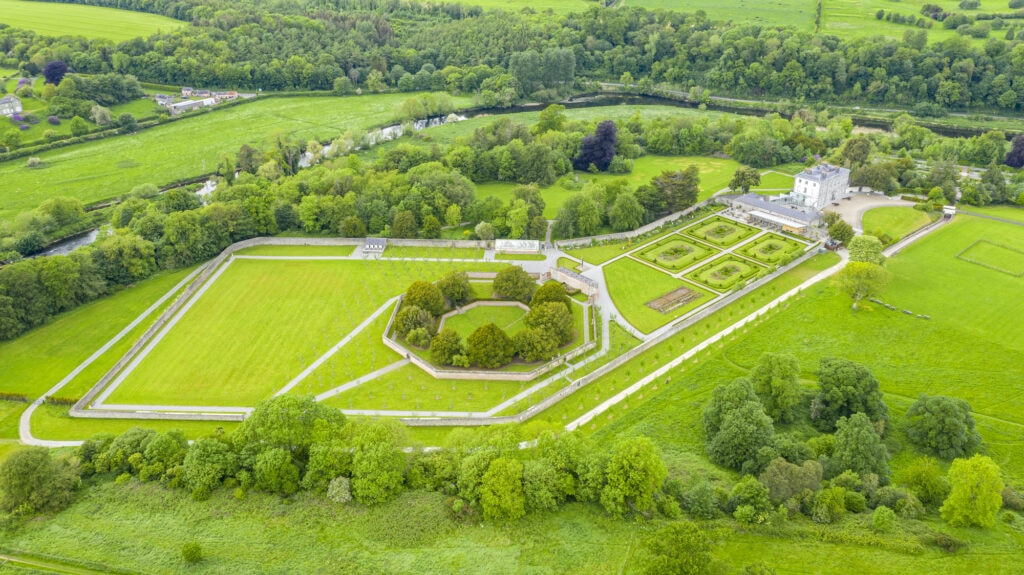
[103,259,501,407]
[0,0,184,41]
[861,206,933,242]
[0,92,473,221]
[604,256,714,333]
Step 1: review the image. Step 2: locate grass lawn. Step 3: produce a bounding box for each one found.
[0,92,472,221]
[0,401,24,439]
[962,205,1024,224]
[233,245,356,256]
[563,241,635,266]
[0,0,184,40]
[604,257,715,333]
[587,155,742,201]
[956,240,1024,276]
[495,253,546,261]
[104,259,501,407]
[556,257,581,271]
[470,281,495,300]
[752,171,795,191]
[861,206,932,243]
[383,246,484,259]
[441,304,528,337]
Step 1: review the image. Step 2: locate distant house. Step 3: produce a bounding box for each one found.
[167,97,216,115]
[181,87,194,97]
[195,89,212,98]
[212,91,238,102]
[0,95,22,117]
[154,94,174,107]
[789,163,851,210]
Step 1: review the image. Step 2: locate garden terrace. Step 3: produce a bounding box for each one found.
[682,215,760,247]
[634,235,718,271]
[604,257,715,334]
[736,233,806,265]
[686,255,767,291]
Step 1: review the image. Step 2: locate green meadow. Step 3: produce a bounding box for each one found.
[0,0,184,41]
[0,93,473,221]
[861,206,934,242]
[604,257,714,333]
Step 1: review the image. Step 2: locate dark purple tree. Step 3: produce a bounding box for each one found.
[43,61,68,86]
[573,120,617,171]
[1005,135,1024,169]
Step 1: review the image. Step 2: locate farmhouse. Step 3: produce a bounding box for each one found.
[168,97,216,115]
[181,87,194,96]
[154,94,174,107]
[0,95,22,117]
[213,91,238,101]
[788,163,851,209]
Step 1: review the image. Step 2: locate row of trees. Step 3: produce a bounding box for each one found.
[0,395,680,526]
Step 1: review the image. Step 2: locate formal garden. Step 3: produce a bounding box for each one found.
[683,215,760,247]
[686,255,767,291]
[736,233,806,265]
[635,235,718,271]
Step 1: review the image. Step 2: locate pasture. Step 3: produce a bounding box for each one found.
[861,206,932,243]
[0,92,473,221]
[604,256,714,333]
[102,258,501,407]
[0,0,184,41]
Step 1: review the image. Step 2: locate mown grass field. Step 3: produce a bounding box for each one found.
[104,259,501,407]
[861,206,932,241]
[0,0,184,41]
[383,246,484,259]
[0,92,473,221]
[442,304,528,337]
[604,256,714,333]
[234,245,356,256]
[752,170,795,191]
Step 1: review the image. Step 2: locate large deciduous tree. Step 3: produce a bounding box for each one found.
[728,166,761,193]
[467,323,515,368]
[847,235,885,264]
[940,455,1004,527]
[573,120,617,171]
[530,282,571,313]
[524,301,574,346]
[811,357,888,432]
[350,421,406,505]
[493,265,536,302]
[437,270,471,306]
[0,447,80,514]
[430,328,464,365]
[749,352,802,423]
[404,281,446,316]
[479,457,526,520]
[905,395,981,460]
[828,413,891,482]
[43,60,68,85]
[639,521,712,575]
[833,261,890,310]
[600,436,667,517]
[652,166,700,213]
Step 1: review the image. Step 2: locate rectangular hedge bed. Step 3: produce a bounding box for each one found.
[635,235,718,271]
[682,215,759,247]
[736,233,805,264]
[686,255,767,291]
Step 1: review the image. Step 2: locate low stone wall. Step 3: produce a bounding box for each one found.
[556,201,716,249]
[382,295,597,382]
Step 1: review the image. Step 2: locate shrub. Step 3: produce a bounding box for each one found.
[467,323,515,368]
[26,156,40,168]
[404,281,446,316]
[872,505,896,533]
[181,542,202,563]
[327,476,352,503]
[395,305,434,338]
[430,329,463,366]
[47,115,60,125]
[812,486,847,524]
[407,327,432,348]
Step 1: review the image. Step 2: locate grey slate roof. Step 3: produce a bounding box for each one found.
[797,164,849,184]
[731,194,819,224]
[0,95,20,104]
[556,267,598,289]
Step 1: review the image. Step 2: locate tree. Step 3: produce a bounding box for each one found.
[811,357,889,431]
[437,270,471,306]
[479,457,526,520]
[182,438,238,498]
[600,437,667,516]
[350,421,406,505]
[68,116,89,137]
[90,104,112,126]
[444,204,462,228]
[43,60,68,85]
[652,167,700,212]
[512,327,559,362]
[535,104,566,134]
[421,214,442,238]
[404,281,445,317]
[905,395,981,460]
[493,265,536,302]
[895,457,950,507]
[829,413,891,482]
[475,221,495,241]
[828,220,855,245]
[573,120,617,171]
[706,400,776,473]
[639,522,712,575]
[703,378,760,438]
[254,447,300,495]
[729,166,761,193]
[118,113,137,134]
[833,262,890,310]
[391,210,418,238]
[847,235,885,264]
[1006,134,1024,169]
[0,447,79,514]
[941,455,1004,527]
[524,301,574,346]
[608,192,643,232]
[872,505,896,533]
[840,136,872,167]
[749,352,802,423]
[467,323,515,368]
[530,283,571,313]
[430,329,464,366]
[233,395,345,462]
[394,305,434,338]
[760,458,823,503]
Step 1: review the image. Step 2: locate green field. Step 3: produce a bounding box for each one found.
[103,259,500,407]
[635,234,717,271]
[861,206,933,243]
[683,215,759,247]
[962,205,1024,224]
[752,171,795,192]
[604,257,714,333]
[382,246,484,259]
[441,304,528,337]
[0,92,473,221]
[957,241,1024,277]
[234,245,356,256]
[736,233,805,264]
[0,0,184,41]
